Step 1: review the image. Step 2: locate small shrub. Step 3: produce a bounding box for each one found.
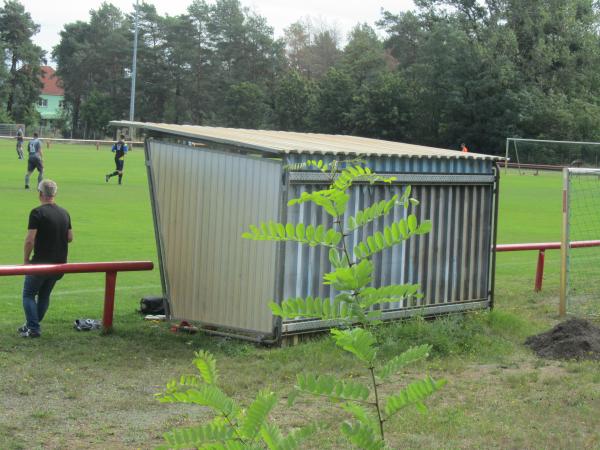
[244,160,445,448]
[156,350,316,449]
[157,160,446,449]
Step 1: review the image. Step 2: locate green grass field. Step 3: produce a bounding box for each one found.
[0,140,598,449]
[494,169,565,316]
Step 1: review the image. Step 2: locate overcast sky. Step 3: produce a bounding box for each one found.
[22,0,415,61]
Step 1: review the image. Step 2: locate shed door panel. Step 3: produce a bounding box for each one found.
[148,142,281,335]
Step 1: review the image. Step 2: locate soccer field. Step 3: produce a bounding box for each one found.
[2,141,598,449]
[495,169,564,300]
[497,168,600,317]
[0,142,568,319]
[0,139,161,321]
[497,169,562,243]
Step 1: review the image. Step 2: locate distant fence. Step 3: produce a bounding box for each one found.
[503,162,566,173]
[502,161,600,174]
[0,124,24,137]
[0,135,144,149]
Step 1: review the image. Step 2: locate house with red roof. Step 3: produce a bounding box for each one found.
[37,66,64,127]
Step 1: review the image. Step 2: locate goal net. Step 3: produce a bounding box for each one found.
[560,168,600,317]
[505,138,600,174]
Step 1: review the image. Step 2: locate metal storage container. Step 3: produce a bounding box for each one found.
[112,121,502,343]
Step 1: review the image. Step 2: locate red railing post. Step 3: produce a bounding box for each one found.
[534,249,545,292]
[496,240,600,292]
[102,271,118,333]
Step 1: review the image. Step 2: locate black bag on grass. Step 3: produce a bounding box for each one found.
[139,296,166,315]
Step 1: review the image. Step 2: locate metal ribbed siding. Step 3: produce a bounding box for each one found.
[281,156,496,333]
[283,184,492,302]
[284,154,493,175]
[147,141,281,334]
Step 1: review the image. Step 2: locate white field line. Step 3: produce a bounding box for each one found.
[0,284,161,300]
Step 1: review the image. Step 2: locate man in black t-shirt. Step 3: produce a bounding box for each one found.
[19,179,73,338]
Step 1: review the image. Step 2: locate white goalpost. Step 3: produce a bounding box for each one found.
[560,168,600,317]
[505,138,600,174]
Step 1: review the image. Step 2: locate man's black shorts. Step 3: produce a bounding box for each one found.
[115,159,124,172]
[27,155,43,172]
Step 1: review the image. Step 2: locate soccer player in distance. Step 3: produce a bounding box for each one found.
[19,179,73,338]
[16,127,24,159]
[105,134,128,185]
[25,132,43,189]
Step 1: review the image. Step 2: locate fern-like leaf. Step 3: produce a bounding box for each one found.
[358,284,422,309]
[340,403,379,437]
[193,350,219,385]
[376,345,432,380]
[239,390,278,440]
[288,189,350,217]
[353,218,432,259]
[260,422,284,450]
[159,374,203,396]
[284,159,330,173]
[261,423,317,450]
[195,442,249,450]
[340,421,385,450]
[330,165,396,191]
[243,221,341,247]
[159,385,238,418]
[323,259,373,291]
[330,328,377,364]
[328,248,349,269]
[295,373,370,401]
[160,422,234,449]
[384,376,446,418]
[346,195,398,232]
[269,294,353,321]
[278,424,317,450]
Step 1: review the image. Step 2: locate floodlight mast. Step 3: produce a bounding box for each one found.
[128,0,139,139]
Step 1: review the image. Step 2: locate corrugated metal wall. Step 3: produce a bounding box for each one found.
[281,156,496,333]
[285,154,494,175]
[146,144,497,339]
[147,141,282,335]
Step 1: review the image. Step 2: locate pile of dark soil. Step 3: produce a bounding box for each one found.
[525,318,600,360]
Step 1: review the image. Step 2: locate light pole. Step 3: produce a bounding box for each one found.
[129,0,139,139]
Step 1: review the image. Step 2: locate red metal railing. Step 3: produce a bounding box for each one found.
[495,240,600,291]
[0,261,154,332]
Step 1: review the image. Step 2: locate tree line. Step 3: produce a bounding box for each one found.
[0,0,45,127]
[3,0,600,154]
